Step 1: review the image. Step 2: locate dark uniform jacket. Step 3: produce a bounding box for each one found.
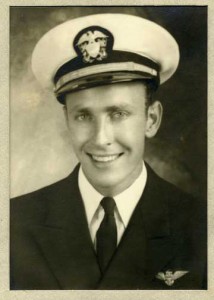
[10,164,207,290]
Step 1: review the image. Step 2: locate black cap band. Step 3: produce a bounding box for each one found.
[54,50,160,85]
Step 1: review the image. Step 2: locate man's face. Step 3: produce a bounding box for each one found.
[65,82,152,196]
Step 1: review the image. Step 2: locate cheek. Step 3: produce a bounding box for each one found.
[115,118,146,147]
[68,122,90,148]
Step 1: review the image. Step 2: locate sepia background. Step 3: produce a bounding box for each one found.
[10,6,207,199]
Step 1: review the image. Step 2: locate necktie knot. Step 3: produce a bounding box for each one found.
[100,197,116,216]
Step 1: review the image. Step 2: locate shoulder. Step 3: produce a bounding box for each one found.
[146,162,206,228]
[10,165,80,225]
[146,162,201,202]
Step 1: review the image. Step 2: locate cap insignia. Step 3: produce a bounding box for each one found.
[74,26,114,64]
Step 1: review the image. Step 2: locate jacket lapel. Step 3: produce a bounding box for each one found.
[140,167,175,282]
[30,165,101,289]
[99,165,176,289]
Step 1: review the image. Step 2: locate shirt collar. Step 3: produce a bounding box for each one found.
[78,167,102,226]
[114,163,147,227]
[78,162,147,227]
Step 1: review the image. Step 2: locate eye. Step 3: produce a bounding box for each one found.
[75,113,92,121]
[112,111,129,120]
[76,115,85,121]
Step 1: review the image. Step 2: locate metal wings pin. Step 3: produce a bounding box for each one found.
[156,270,189,286]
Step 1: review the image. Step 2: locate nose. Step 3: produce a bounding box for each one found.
[91,117,113,146]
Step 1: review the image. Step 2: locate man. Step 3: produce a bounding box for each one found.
[10,13,206,290]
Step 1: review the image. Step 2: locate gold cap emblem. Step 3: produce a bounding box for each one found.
[74,26,114,63]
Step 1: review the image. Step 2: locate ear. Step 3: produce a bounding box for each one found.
[145,101,163,138]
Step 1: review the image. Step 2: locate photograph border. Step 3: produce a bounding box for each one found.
[1,1,213,299]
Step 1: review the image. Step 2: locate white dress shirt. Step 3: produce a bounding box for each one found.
[78,162,147,248]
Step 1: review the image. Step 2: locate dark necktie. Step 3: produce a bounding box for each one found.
[96,197,117,273]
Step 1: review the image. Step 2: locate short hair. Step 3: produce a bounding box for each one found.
[143,79,158,108]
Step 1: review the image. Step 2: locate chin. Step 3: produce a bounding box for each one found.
[92,175,118,188]
[90,174,126,195]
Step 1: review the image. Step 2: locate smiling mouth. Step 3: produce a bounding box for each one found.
[87,153,123,163]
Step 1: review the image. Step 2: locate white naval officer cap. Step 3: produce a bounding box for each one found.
[32,13,180,104]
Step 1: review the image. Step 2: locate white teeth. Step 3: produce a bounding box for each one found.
[91,154,119,162]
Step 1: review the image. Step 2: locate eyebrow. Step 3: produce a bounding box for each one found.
[69,104,133,113]
[67,105,89,113]
[106,105,133,112]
